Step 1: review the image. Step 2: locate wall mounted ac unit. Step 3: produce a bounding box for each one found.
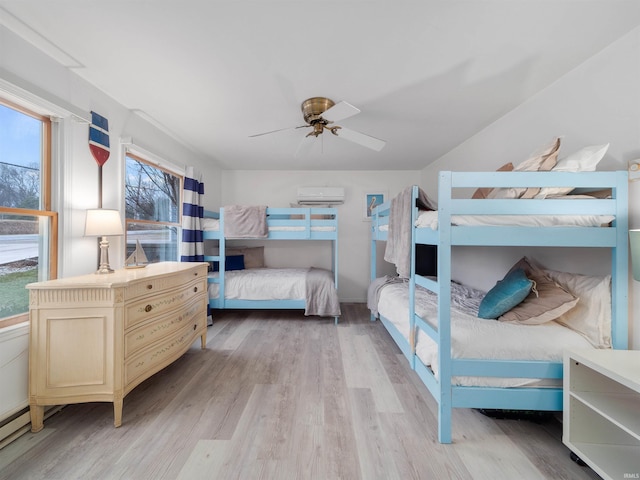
[297,186,345,205]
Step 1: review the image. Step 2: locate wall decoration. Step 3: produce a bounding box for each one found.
[89,111,110,207]
[89,111,110,166]
[364,191,386,220]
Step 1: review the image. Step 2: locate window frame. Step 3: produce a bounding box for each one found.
[0,98,57,329]
[124,151,183,263]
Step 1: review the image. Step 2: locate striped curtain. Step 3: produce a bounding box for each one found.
[180,166,205,262]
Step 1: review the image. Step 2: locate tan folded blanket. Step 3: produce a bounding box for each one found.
[223,205,268,238]
[384,186,436,278]
[305,267,341,317]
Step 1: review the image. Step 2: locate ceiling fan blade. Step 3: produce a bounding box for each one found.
[335,127,386,152]
[294,134,316,157]
[322,101,360,123]
[249,124,308,137]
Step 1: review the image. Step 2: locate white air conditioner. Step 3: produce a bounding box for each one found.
[297,186,345,205]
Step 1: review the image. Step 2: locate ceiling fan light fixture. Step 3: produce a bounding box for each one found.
[301,97,335,124]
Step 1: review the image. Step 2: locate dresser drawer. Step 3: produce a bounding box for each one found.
[124,313,206,390]
[125,277,206,329]
[125,266,206,301]
[124,295,206,358]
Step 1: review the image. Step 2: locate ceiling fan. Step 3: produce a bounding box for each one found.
[249,97,386,154]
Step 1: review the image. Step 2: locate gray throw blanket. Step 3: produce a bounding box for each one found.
[305,267,341,317]
[223,205,268,238]
[383,186,436,278]
[367,275,406,316]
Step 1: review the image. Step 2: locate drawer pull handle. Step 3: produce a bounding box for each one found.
[193,287,198,293]
[193,324,197,331]
[147,284,153,290]
[145,304,153,313]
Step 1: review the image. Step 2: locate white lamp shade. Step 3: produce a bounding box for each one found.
[85,209,124,237]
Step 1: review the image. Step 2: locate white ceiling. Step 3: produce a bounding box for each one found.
[2,1,640,171]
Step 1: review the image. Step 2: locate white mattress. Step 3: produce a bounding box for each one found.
[377,282,594,388]
[416,210,614,229]
[208,268,307,300]
[269,226,335,231]
[202,218,335,232]
[378,211,614,231]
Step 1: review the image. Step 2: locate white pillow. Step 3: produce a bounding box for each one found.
[553,143,609,172]
[543,268,611,348]
[536,143,609,198]
[201,217,220,231]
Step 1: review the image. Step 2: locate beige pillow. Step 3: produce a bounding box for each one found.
[582,189,612,199]
[472,162,514,199]
[519,148,558,199]
[544,268,612,348]
[225,246,264,269]
[488,138,561,199]
[498,257,579,325]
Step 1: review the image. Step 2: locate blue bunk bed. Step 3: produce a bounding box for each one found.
[369,170,629,443]
[203,206,340,324]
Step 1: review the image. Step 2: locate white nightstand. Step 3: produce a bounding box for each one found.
[563,349,640,479]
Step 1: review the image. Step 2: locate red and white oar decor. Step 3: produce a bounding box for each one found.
[88,111,110,207]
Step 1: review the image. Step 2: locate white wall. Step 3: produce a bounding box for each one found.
[0,323,29,421]
[221,170,419,302]
[421,27,640,349]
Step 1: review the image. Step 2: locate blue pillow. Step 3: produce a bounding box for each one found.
[478,268,533,319]
[211,254,245,272]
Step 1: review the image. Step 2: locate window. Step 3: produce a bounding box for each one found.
[0,99,57,328]
[125,153,181,263]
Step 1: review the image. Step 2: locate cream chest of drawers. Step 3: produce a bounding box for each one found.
[26,261,208,431]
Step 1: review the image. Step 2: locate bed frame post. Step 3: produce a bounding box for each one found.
[334,211,339,325]
[409,186,418,370]
[219,208,226,309]
[612,170,629,349]
[370,212,378,322]
[436,173,453,444]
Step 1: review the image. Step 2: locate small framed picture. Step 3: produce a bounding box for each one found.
[364,191,386,220]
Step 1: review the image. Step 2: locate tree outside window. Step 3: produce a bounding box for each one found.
[0,100,56,327]
[125,153,181,263]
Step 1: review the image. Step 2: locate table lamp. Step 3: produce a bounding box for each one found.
[85,208,124,274]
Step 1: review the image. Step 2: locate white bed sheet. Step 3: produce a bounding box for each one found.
[415,210,614,229]
[202,218,335,232]
[378,211,614,231]
[269,226,335,231]
[377,282,594,388]
[208,268,307,300]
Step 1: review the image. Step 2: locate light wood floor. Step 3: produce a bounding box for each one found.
[0,304,599,480]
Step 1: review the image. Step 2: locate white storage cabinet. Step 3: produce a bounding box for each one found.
[563,349,640,479]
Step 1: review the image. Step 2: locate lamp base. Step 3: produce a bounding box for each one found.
[96,266,115,274]
[95,236,115,274]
